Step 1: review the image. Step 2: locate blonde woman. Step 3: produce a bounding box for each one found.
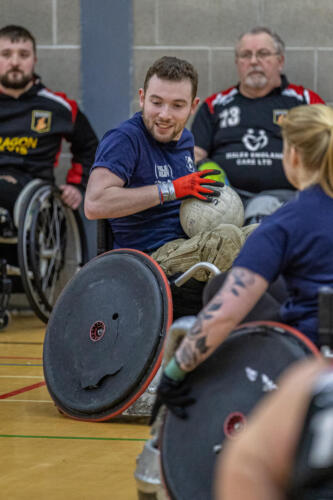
[151,103,333,421]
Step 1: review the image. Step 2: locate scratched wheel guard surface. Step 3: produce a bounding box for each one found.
[43,249,172,421]
[160,321,319,500]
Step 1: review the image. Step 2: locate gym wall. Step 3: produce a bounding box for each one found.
[0,0,332,256]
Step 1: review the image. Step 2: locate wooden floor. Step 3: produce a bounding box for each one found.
[0,314,150,500]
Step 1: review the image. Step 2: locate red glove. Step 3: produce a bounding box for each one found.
[159,169,224,203]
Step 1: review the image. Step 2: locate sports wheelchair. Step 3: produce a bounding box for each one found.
[40,210,333,498]
[43,243,221,421]
[0,179,88,328]
[42,240,332,498]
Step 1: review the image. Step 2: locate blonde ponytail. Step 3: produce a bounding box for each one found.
[320,124,333,196]
[280,104,333,197]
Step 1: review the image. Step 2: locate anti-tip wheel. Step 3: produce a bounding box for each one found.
[0,311,11,330]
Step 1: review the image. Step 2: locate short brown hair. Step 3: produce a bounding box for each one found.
[0,25,36,53]
[143,56,198,100]
[280,104,333,197]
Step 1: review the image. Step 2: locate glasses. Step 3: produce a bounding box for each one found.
[237,50,279,61]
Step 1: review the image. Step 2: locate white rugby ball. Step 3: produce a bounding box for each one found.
[180,185,244,238]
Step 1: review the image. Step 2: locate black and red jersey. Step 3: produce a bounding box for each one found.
[0,76,98,189]
[191,75,324,193]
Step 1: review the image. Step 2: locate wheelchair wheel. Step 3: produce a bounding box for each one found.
[43,249,173,421]
[17,182,87,323]
[160,321,320,500]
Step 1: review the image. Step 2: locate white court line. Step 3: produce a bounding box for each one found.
[0,375,44,379]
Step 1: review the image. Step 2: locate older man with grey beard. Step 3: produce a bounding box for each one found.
[191,26,324,223]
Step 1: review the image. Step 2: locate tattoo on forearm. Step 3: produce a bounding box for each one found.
[177,269,258,372]
[207,301,222,312]
[177,343,198,371]
[196,336,209,354]
[189,315,203,337]
[203,301,223,319]
[227,268,255,297]
[189,300,223,338]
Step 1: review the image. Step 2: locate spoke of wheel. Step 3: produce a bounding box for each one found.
[41,201,63,304]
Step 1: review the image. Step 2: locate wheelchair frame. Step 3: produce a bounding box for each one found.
[0,180,88,327]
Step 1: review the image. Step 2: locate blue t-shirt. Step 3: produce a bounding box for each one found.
[92,112,196,251]
[234,185,333,344]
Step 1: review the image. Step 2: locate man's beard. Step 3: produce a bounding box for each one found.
[142,109,184,143]
[0,70,33,90]
[244,68,268,89]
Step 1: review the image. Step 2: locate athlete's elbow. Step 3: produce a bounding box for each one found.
[84,198,100,220]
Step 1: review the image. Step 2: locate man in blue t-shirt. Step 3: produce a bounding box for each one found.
[84,56,223,253]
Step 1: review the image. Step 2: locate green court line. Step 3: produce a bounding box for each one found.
[0,434,147,442]
[0,363,43,367]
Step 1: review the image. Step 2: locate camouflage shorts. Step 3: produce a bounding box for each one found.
[151,223,258,282]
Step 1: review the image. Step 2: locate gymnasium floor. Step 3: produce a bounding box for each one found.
[0,314,149,500]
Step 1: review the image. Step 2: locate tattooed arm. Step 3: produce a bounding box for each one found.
[150,267,270,423]
[175,267,269,372]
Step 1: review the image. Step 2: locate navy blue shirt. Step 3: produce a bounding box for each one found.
[234,185,333,343]
[92,112,196,251]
